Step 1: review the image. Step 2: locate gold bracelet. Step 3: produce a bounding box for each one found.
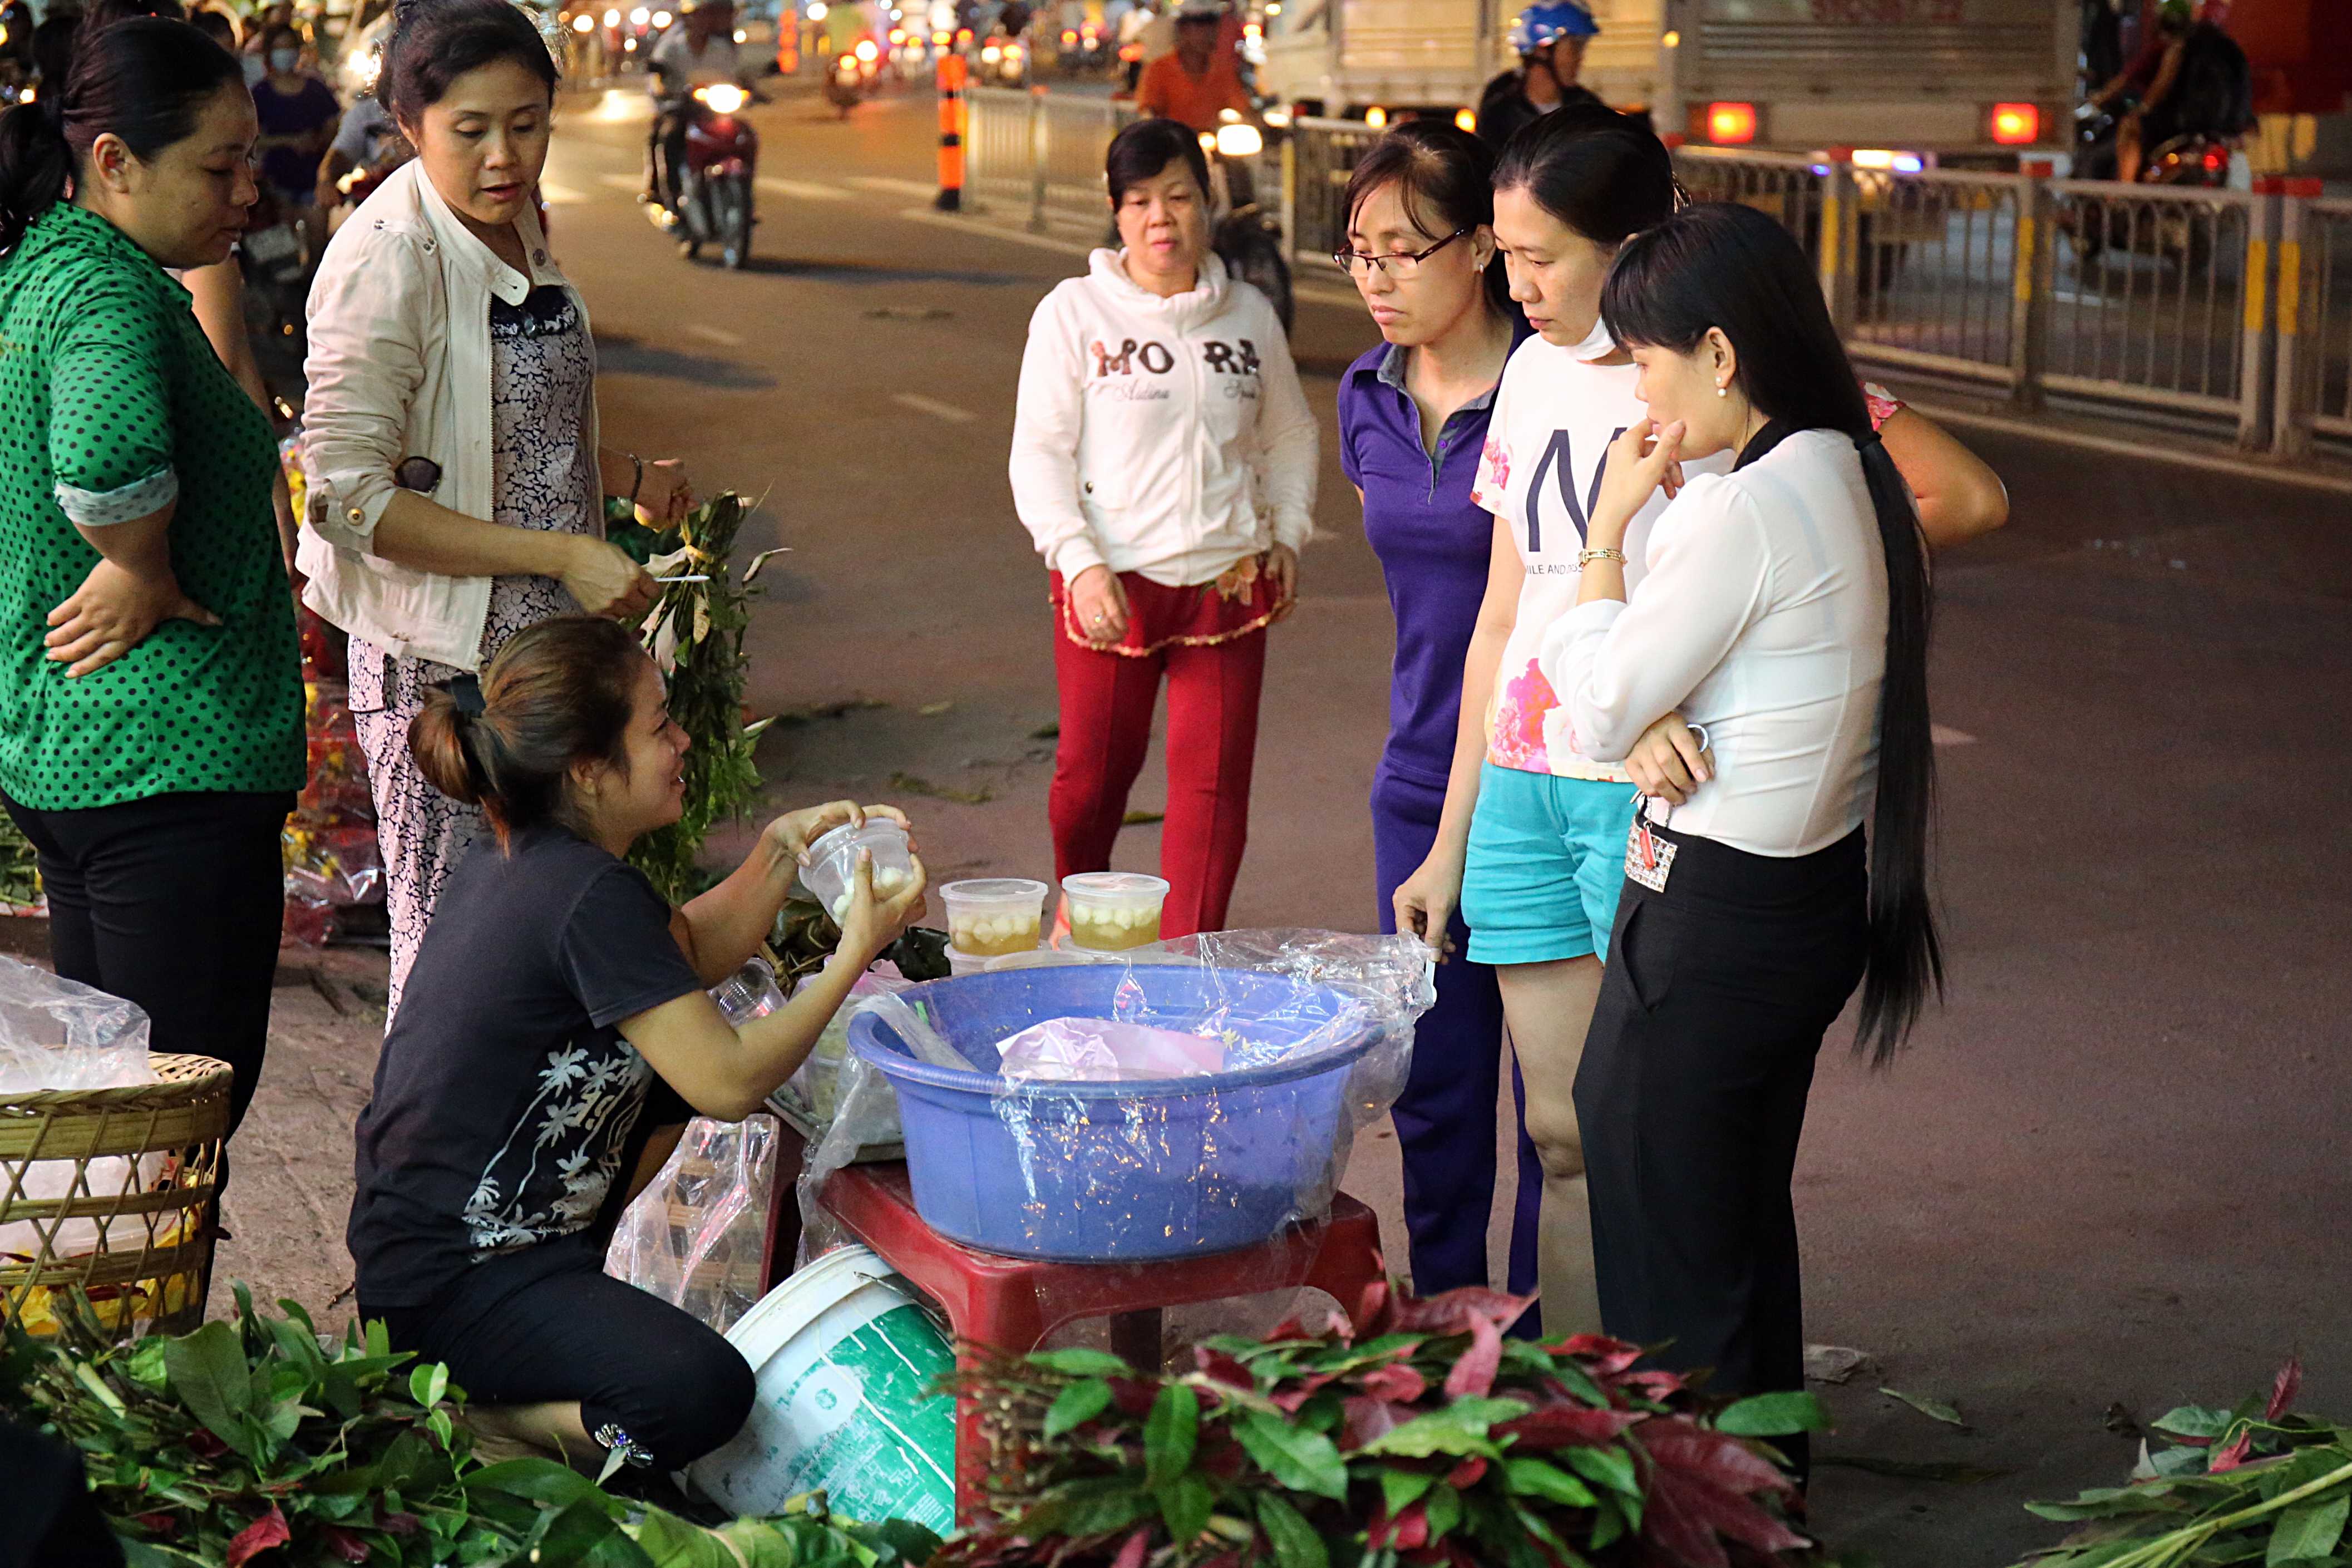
[1577,547,1627,567]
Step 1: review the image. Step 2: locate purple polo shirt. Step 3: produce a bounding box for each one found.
[1339,331,1526,788]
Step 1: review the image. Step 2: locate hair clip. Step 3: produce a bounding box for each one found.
[442,674,486,716]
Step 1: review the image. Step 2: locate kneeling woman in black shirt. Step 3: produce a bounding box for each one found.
[346,615,928,1475]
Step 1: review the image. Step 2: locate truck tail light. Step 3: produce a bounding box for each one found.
[1703,101,1757,145]
[1990,103,2039,146]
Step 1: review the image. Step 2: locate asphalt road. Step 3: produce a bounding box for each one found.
[220,71,2352,1567]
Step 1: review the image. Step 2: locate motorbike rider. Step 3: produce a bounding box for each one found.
[1474,1,1601,151]
[2087,0,2251,184]
[1133,1,1250,134]
[643,0,751,207]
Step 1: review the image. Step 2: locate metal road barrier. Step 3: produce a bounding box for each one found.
[966,86,1134,234]
[2273,193,2352,458]
[1282,116,1379,273]
[967,100,2350,461]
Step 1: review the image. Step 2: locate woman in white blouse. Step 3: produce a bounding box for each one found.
[1009,117,1318,938]
[1537,201,1943,1482]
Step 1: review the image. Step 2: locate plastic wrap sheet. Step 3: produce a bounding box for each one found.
[793,983,961,1266]
[806,931,1433,1279]
[604,1113,778,1335]
[0,960,161,1263]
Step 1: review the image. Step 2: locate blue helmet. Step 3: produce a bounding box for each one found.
[1511,2,1597,53]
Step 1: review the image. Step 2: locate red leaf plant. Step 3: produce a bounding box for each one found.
[939,1280,1828,1568]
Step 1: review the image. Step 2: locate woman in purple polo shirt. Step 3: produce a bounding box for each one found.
[1335,124,1544,1313]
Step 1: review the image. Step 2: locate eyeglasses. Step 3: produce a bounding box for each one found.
[1333,227,1470,279]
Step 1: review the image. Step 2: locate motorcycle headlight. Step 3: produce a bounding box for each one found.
[1215,124,1263,159]
[699,83,748,114]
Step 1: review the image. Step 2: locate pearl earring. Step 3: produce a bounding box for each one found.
[1715,384,1729,397]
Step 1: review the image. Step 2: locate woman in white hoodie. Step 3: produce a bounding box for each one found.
[1009,117,1318,937]
[299,0,694,1018]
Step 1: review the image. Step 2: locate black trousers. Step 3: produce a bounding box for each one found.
[1575,822,1867,1480]
[366,1242,756,1471]
[2,789,292,1156]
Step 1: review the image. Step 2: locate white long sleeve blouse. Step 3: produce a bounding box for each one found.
[1008,249,1318,587]
[1539,427,1891,858]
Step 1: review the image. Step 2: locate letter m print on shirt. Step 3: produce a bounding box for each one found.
[1523,426,1626,553]
[1092,338,1140,376]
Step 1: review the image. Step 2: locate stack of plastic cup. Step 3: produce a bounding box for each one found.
[941,877,1049,965]
[1059,871,1170,953]
[711,956,785,1027]
[800,820,917,925]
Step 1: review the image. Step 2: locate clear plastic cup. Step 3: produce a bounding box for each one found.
[940,877,1049,958]
[711,956,785,1027]
[1060,871,1170,953]
[945,946,991,977]
[801,819,917,925]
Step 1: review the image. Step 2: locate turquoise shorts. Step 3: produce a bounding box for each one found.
[1461,762,1638,967]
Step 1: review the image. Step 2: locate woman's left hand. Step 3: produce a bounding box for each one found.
[764,801,913,866]
[1592,418,1686,544]
[637,458,695,525]
[1266,543,1300,619]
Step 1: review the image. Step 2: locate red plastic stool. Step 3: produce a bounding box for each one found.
[816,1162,1385,1526]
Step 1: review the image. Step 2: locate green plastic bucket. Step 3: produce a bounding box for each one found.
[688,1245,957,1530]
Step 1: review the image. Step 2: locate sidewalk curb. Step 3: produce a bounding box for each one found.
[1891,400,2352,499]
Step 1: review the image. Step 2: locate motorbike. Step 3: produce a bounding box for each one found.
[649,82,759,269]
[1204,121,1293,334]
[823,39,881,115]
[2069,101,2233,270]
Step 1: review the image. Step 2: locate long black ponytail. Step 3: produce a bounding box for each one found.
[1601,201,1942,1063]
[0,14,243,254]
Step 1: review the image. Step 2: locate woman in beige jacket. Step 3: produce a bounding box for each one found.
[301,0,692,1017]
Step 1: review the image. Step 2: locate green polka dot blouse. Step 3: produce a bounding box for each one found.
[0,203,303,810]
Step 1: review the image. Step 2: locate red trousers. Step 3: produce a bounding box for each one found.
[1048,571,1273,938]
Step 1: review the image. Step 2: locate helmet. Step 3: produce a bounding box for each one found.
[1510,2,1597,53]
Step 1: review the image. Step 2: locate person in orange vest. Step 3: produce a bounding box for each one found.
[1133,0,1251,134]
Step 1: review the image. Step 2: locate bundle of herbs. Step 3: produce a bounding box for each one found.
[939,1280,1828,1568]
[610,492,781,906]
[2009,1358,2352,1567]
[1,1285,940,1568]
[1,807,41,910]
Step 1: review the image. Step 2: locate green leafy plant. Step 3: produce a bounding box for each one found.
[613,492,775,905]
[937,1280,1827,1568]
[2010,1358,2352,1567]
[1,807,41,909]
[1,1286,941,1568]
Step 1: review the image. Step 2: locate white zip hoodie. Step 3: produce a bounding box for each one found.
[1009,249,1318,588]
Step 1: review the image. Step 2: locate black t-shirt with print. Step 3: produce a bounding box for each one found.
[348,824,705,1310]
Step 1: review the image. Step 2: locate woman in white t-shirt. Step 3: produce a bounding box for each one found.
[1391,104,1688,1337]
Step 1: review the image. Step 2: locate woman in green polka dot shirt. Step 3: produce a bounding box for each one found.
[0,18,304,1153]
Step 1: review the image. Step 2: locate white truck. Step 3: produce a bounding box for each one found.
[1258,0,2078,165]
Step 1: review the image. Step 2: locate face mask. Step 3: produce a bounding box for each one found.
[1567,307,1615,361]
[269,47,299,72]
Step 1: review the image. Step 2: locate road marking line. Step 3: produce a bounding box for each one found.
[850,175,941,199]
[893,392,977,423]
[596,172,643,193]
[539,180,588,205]
[759,176,851,201]
[686,324,746,348]
[1931,724,1978,747]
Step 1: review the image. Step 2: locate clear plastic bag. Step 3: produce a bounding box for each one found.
[603,1113,778,1336]
[800,930,1435,1268]
[998,1018,1226,1082]
[0,959,161,1263]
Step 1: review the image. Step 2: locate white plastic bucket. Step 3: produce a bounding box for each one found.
[689,1245,957,1530]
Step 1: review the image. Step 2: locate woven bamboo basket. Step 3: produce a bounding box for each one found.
[0,1053,229,1341]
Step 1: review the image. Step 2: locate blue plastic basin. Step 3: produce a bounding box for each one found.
[847,964,1378,1261]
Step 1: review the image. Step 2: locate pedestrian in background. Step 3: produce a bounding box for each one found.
[299,0,692,1020]
[1543,201,1945,1481]
[1010,116,1316,938]
[0,17,304,1158]
[250,22,341,223]
[1335,123,1544,1314]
